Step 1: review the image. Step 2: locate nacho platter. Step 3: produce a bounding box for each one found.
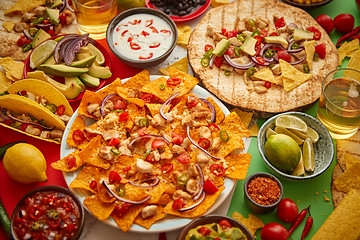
[60,74,251,233]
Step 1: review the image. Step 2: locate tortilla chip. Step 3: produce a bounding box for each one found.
[159,58,188,76]
[232,211,264,237]
[304,40,316,71]
[334,162,360,193]
[5,0,46,14]
[66,116,90,149]
[78,135,112,169]
[83,195,115,221]
[146,103,162,117]
[164,186,224,218]
[338,39,360,66]
[206,96,225,125]
[225,153,252,180]
[140,76,173,102]
[253,68,279,85]
[96,78,123,100]
[116,87,145,107]
[176,24,192,49]
[112,204,145,232]
[345,50,360,77]
[0,71,11,93]
[122,70,150,90]
[134,205,165,229]
[280,60,312,92]
[168,68,199,96]
[249,124,259,137]
[344,152,360,169]
[69,165,99,193]
[231,108,252,128]
[0,57,24,80]
[211,0,230,7]
[2,22,14,32]
[78,90,102,119]
[148,183,168,204]
[51,149,84,172]
[97,182,116,203]
[157,193,172,206]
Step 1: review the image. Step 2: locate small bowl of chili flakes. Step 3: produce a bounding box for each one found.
[11,185,85,240]
[243,172,283,214]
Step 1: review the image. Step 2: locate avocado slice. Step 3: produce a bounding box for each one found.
[293,28,314,41]
[70,55,96,68]
[263,36,289,48]
[240,36,257,56]
[231,228,246,240]
[79,73,100,88]
[76,53,92,61]
[31,29,51,48]
[27,71,82,99]
[65,76,86,92]
[87,64,112,79]
[213,39,231,57]
[38,64,89,77]
[45,8,60,26]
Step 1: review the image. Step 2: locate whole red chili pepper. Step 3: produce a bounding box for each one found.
[288,205,310,236]
[301,209,313,240]
[336,26,360,47]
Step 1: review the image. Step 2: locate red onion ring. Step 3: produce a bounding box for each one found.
[250,56,272,66]
[54,34,79,62]
[209,55,215,69]
[199,98,216,123]
[102,181,150,205]
[100,93,117,117]
[223,55,255,70]
[289,55,306,65]
[5,110,54,130]
[160,92,180,120]
[36,23,52,30]
[178,192,205,212]
[129,176,160,188]
[287,41,304,53]
[0,109,10,121]
[186,126,220,160]
[65,0,74,12]
[63,34,90,65]
[128,134,170,147]
[192,164,204,201]
[22,29,33,40]
[57,2,65,13]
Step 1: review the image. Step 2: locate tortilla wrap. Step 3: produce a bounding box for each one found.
[7,79,73,116]
[187,0,338,115]
[0,94,66,143]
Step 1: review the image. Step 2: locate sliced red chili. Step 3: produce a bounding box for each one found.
[62,202,72,212]
[130,42,141,50]
[160,29,171,34]
[140,30,149,36]
[109,171,121,183]
[260,30,268,38]
[161,163,173,174]
[49,219,60,229]
[256,56,266,65]
[139,52,153,60]
[149,43,160,48]
[145,19,153,27]
[72,129,85,143]
[210,164,225,176]
[198,138,211,149]
[121,30,128,36]
[119,111,129,122]
[129,19,141,25]
[149,26,158,33]
[145,155,155,163]
[13,218,26,228]
[47,195,58,206]
[177,152,189,164]
[56,105,65,115]
[205,44,213,52]
[89,180,97,190]
[208,123,220,131]
[166,77,181,86]
[29,206,42,220]
[65,155,77,169]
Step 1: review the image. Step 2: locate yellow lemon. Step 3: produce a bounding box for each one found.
[3,143,47,184]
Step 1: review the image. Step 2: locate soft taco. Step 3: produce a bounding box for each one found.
[0,94,66,143]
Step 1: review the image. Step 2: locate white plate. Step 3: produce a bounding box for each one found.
[61,75,241,233]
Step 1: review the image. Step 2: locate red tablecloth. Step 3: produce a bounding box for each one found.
[0,39,141,239]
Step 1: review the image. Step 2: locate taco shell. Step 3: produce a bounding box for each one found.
[7,79,73,116]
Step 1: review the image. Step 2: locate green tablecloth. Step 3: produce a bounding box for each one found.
[227,0,360,238]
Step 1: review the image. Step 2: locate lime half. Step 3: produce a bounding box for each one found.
[303,138,315,172]
[88,43,105,65]
[29,40,57,69]
[275,115,308,133]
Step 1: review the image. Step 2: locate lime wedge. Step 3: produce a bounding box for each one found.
[306,127,319,143]
[266,128,277,139]
[274,126,304,145]
[303,138,315,172]
[88,43,105,65]
[29,40,57,69]
[275,115,308,132]
[292,151,305,176]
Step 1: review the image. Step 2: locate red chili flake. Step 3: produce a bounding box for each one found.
[247,177,281,205]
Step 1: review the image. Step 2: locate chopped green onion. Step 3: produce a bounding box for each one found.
[224,70,231,76]
[201,56,210,68]
[159,84,165,90]
[303,63,310,73]
[177,174,189,186]
[116,184,126,197]
[139,118,149,128]
[220,131,229,142]
[246,67,256,78]
[111,147,120,155]
[264,49,276,58]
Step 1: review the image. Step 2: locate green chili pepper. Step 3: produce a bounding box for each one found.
[28,28,38,37]
[45,0,55,7]
[251,30,260,37]
[246,67,256,77]
[0,91,9,96]
[10,122,22,129]
[111,148,120,155]
[264,49,276,58]
[234,46,241,57]
[220,131,229,142]
[22,44,32,52]
[303,63,310,73]
[32,16,44,25]
[201,56,210,68]
[158,146,165,153]
[248,19,257,29]
[47,209,59,220]
[224,70,231,76]
[291,43,299,50]
[159,84,165,90]
[237,33,247,41]
[116,185,126,197]
[313,53,319,61]
[177,174,189,186]
[44,103,57,113]
[204,49,214,58]
[113,109,124,113]
[32,221,44,231]
[138,118,149,128]
[269,64,275,69]
[144,149,151,158]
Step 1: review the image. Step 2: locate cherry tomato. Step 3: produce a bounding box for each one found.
[177,152,189,164]
[140,93,155,103]
[16,35,31,47]
[205,44,213,52]
[306,27,321,40]
[108,137,120,146]
[187,95,199,108]
[214,56,223,68]
[72,129,85,143]
[198,227,211,236]
[277,50,291,62]
[276,198,299,223]
[151,139,166,149]
[334,13,355,33]
[264,81,271,89]
[118,111,129,122]
[219,219,232,230]
[203,179,218,194]
[171,131,184,145]
[315,14,334,34]
[275,17,286,29]
[172,198,185,210]
[109,171,121,183]
[315,43,326,59]
[260,223,289,240]
[113,100,127,110]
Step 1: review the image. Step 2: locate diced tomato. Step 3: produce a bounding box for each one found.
[65,156,77,169]
[151,139,166,149]
[203,179,219,194]
[145,155,155,163]
[315,43,326,59]
[171,131,184,145]
[256,56,266,65]
[161,163,173,174]
[198,138,211,149]
[43,19,50,25]
[66,224,76,234]
[138,127,149,136]
[118,111,129,122]
[265,81,271,89]
[13,218,26,228]
[214,56,223,68]
[113,100,127,110]
[59,13,66,25]
[208,123,220,131]
[114,202,129,215]
[167,77,181,86]
[140,93,155,103]
[16,35,31,47]
[31,232,41,239]
[172,198,185,210]
[187,95,199,108]
[149,43,160,48]
[260,30,268,38]
[48,29,55,36]
[89,180,97,190]
[177,152,189,164]
[109,171,121,183]
[72,129,85,143]
[149,26,158,33]
[130,42,141,50]
[225,46,234,56]
[145,19,153,27]
[198,227,211,236]
[205,44,213,52]
[219,219,232,230]
[277,50,291,62]
[19,123,29,131]
[275,17,286,29]
[108,137,121,146]
[221,28,227,34]
[269,32,279,36]
[139,52,153,60]
[56,105,65,115]
[224,29,238,39]
[306,27,321,40]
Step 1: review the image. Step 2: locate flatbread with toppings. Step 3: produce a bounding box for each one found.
[188,0,338,115]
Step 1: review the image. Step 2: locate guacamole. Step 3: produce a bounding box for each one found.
[185,222,247,240]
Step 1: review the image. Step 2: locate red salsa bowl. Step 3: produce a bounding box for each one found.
[11,185,85,240]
